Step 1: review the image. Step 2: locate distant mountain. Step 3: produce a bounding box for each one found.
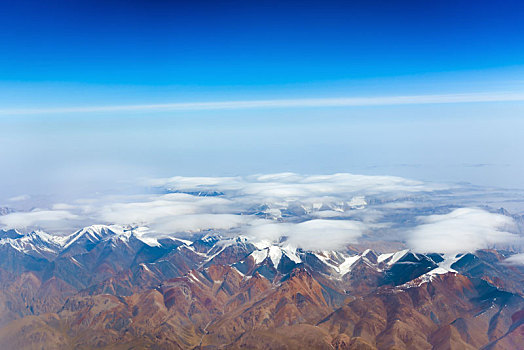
[0,207,15,216]
[0,225,523,348]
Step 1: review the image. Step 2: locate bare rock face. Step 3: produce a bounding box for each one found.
[0,227,523,349]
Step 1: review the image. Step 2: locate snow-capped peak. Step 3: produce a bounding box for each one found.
[0,229,64,257]
[382,249,410,265]
[313,250,360,276]
[249,243,302,267]
[63,224,121,249]
[26,230,67,247]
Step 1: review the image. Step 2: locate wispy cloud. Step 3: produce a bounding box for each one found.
[2,92,524,115]
[8,194,30,202]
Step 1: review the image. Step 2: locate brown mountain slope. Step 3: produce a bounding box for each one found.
[318,273,524,349]
[0,266,523,349]
[1,231,524,350]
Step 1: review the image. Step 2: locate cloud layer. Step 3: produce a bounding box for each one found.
[408,208,518,254]
[0,173,521,253]
[0,210,79,232]
[504,253,524,265]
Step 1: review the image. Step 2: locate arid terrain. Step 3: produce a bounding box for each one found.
[0,225,523,349]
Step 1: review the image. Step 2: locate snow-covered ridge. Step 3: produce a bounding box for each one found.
[245,241,428,278]
[382,249,410,265]
[1,224,460,285]
[0,229,67,256]
[249,245,301,267]
[311,249,407,277]
[63,225,125,248]
[0,224,165,256]
[1,224,416,276]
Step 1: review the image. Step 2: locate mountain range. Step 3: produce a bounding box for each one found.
[0,225,523,349]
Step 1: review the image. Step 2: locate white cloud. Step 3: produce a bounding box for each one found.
[408,208,518,254]
[285,219,366,250]
[8,194,30,202]
[504,253,524,265]
[154,173,440,200]
[0,209,79,231]
[246,219,366,251]
[378,201,416,209]
[2,173,519,255]
[150,214,248,234]
[95,193,233,226]
[2,92,524,115]
[311,210,347,218]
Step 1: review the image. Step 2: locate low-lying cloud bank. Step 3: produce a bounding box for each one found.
[408,208,518,254]
[246,219,366,251]
[0,173,521,253]
[504,253,524,265]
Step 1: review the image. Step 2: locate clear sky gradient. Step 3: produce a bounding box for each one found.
[1,0,524,199]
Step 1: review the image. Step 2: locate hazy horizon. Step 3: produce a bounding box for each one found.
[1,1,524,208]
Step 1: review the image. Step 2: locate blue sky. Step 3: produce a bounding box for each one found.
[1,0,524,199]
[2,0,524,87]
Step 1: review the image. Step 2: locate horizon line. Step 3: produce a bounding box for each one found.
[2,91,524,115]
